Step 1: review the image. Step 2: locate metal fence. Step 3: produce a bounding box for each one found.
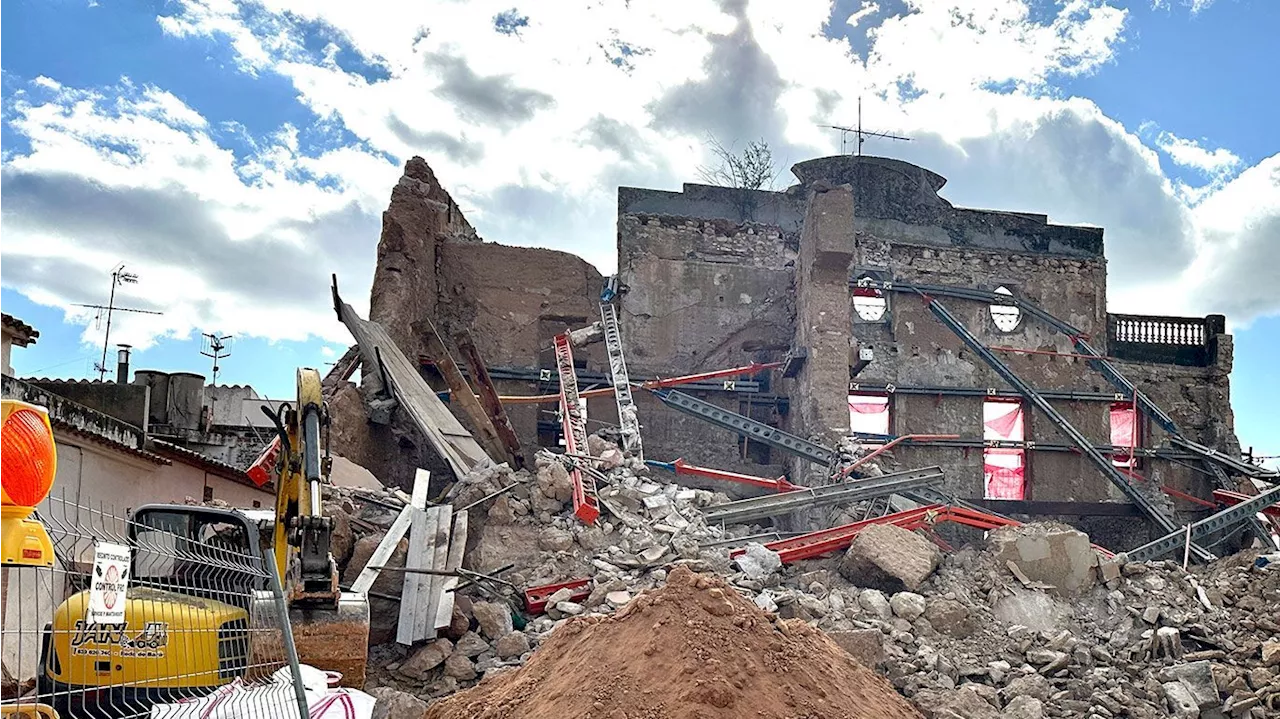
[2,489,308,719]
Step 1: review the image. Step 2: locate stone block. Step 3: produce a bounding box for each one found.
[889,592,926,621]
[1160,660,1220,709]
[989,525,1097,595]
[472,601,514,640]
[399,638,453,680]
[368,687,427,719]
[838,523,941,592]
[924,598,976,638]
[495,631,531,659]
[827,628,884,668]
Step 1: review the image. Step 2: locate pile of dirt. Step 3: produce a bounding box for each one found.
[423,565,921,719]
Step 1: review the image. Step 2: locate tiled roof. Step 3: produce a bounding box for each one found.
[150,439,272,492]
[2,314,39,345]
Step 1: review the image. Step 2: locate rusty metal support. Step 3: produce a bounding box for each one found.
[454,330,525,468]
[421,318,514,466]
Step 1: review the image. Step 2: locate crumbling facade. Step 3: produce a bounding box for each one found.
[339,155,1241,550]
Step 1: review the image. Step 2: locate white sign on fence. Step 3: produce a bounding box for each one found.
[87,541,131,625]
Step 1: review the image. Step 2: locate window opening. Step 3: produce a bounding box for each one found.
[853,277,887,322]
[1110,402,1139,468]
[983,399,1026,500]
[849,394,890,436]
[989,286,1021,332]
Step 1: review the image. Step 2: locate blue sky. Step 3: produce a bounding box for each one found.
[1,0,1276,465]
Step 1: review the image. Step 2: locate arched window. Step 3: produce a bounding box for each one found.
[989,286,1021,332]
[853,276,887,322]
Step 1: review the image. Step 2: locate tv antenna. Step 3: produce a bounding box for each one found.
[74,263,164,381]
[201,333,234,386]
[825,97,912,156]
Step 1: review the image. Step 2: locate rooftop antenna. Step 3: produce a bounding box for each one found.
[74,262,164,381]
[201,333,233,429]
[825,96,912,156]
[201,333,233,387]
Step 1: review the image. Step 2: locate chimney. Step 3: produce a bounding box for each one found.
[116,344,132,384]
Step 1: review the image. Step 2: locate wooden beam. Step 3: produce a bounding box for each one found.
[333,281,489,479]
[351,469,428,595]
[454,330,525,468]
[421,318,514,466]
[434,510,468,631]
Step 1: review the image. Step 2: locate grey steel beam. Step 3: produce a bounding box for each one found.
[1123,483,1280,562]
[1171,436,1279,480]
[902,291,1214,562]
[849,381,1128,402]
[703,467,944,524]
[649,388,836,465]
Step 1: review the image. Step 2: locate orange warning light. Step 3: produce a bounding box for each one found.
[2,400,57,567]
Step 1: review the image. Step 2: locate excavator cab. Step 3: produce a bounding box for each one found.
[129,505,265,610]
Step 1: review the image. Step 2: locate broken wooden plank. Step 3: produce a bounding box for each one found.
[421,318,513,467]
[351,469,428,596]
[419,505,453,639]
[454,330,525,468]
[434,510,468,631]
[322,345,362,391]
[332,278,489,479]
[397,503,440,645]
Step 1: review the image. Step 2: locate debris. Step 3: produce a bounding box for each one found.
[471,601,514,640]
[889,591,926,621]
[839,523,941,591]
[735,542,782,579]
[368,687,427,719]
[494,631,531,659]
[421,567,921,718]
[989,524,1097,595]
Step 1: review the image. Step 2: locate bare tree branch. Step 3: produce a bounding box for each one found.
[697,137,780,191]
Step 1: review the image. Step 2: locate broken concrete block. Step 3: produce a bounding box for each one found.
[495,631,531,659]
[605,591,632,607]
[454,631,489,658]
[856,588,891,619]
[472,601,514,640]
[369,686,428,719]
[399,638,453,680]
[989,524,1097,595]
[1263,640,1280,667]
[1001,695,1045,719]
[889,592,926,621]
[444,652,477,681]
[537,461,574,502]
[924,598,976,638]
[537,527,575,552]
[1162,681,1201,718]
[735,542,782,579]
[556,601,585,616]
[827,628,884,668]
[838,523,941,592]
[1160,660,1220,709]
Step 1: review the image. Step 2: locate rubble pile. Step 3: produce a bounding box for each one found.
[322,435,1279,719]
[421,565,922,719]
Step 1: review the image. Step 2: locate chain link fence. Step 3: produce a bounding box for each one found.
[2,489,310,719]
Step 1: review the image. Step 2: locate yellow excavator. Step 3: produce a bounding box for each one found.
[36,369,369,718]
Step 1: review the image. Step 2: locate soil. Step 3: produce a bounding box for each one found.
[423,565,922,719]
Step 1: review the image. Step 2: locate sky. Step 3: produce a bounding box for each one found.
[1,0,1276,466]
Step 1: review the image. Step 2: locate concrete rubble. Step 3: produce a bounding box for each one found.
[321,435,1280,718]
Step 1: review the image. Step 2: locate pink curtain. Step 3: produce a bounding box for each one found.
[983,401,1026,499]
[848,396,889,435]
[1110,404,1136,467]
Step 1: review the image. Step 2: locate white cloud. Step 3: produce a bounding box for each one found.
[1,80,397,351]
[1155,130,1241,177]
[3,0,1277,360]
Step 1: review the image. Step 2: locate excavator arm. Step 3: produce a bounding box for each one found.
[261,368,369,686]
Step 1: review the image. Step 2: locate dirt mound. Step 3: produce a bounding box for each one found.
[423,566,921,719]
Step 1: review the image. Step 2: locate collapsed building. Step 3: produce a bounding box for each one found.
[332,154,1253,552]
